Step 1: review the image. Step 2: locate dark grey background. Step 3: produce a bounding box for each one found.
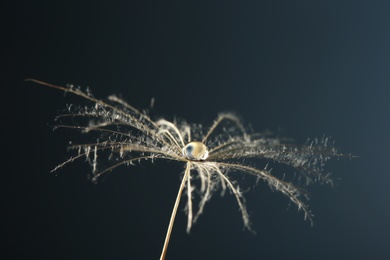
[2,1,389,259]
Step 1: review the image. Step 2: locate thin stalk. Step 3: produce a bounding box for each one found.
[160,162,191,260]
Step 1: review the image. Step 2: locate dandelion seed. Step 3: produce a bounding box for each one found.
[27,79,353,260]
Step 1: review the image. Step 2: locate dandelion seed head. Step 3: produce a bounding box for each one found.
[27,79,354,260]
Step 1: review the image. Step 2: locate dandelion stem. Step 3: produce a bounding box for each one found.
[160,162,191,260]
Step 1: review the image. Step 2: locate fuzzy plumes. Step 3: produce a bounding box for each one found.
[27,79,350,260]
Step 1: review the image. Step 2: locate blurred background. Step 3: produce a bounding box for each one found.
[2,1,389,259]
